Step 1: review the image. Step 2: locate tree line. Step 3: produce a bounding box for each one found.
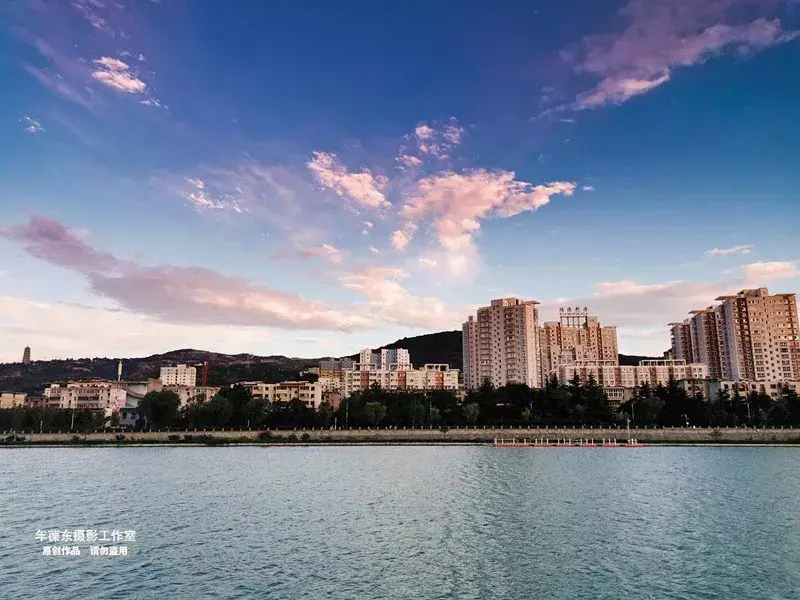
[3,376,800,432]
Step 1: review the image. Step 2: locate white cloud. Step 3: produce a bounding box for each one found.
[181,177,243,212]
[0,296,274,362]
[20,116,45,134]
[743,261,799,285]
[706,244,755,256]
[396,154,423,169]
[91,57,146,94]
[339,266,459,329]
[575,72,672,109]
[361,220,374,235]
[418,257,437,268]
[307,152,390,210]
[298,243,346,264]
[582,185,595,192]
[391,228,415,252]
[368,245,380,255]
[414,124,434,140]
[403,120,466,161]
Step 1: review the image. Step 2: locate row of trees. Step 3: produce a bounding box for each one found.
[135,377,800,429]
[4,377,800,432]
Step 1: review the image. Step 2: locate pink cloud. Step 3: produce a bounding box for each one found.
[91,57,147,93]
[396,170,575,274]
[339,266,459,329]
[743,261,799,284]
[561,0,800,110]
[297,243,347,264]
[2,217,371,332]
[307,152,390,210]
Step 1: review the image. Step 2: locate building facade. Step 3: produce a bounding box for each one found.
[0,392,26,409]
[240,381,323,409]
[159,364,197,387]
[340,364,459,398]
[43,382,128,412]
[539,307,619,381]
[462,297,541,390]
[556,360,710,396]
[671,288,799,384]
[164,385,221,408]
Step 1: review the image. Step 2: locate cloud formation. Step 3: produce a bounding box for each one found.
[307,152,390,210]
[92,57,147,93]
[706,244,755,256]
[20,116,44,134]
[339,266,459,329]
[743,261,799,284]
[560,1,800,111]
[407,120,465,160]
[297,243,347,264]
[181,177,244,212]
[396,170,575,274]
[2,217,371,332]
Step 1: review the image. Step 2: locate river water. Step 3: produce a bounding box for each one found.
[1,446,799,599]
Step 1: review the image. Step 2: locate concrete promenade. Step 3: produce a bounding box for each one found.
[3,425,800,444]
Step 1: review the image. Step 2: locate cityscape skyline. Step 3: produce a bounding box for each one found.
[2,0,799,361]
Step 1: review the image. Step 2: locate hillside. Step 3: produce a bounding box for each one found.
[347,331,463,369]
[0,332,658,393]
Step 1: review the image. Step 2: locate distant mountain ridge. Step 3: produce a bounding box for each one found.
[0,331,658,393]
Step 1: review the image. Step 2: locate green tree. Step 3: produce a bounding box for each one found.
[138,390,181,428]
[209,394,233,426]
[463,402,480,425]
[365,402,387,426]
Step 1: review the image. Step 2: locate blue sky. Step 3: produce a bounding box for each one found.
[1,0,799,361]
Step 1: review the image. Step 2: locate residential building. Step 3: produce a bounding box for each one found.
[671,288,799,384]
[159,364,197,387]
[719,379,800,400]
[240,381,323,409]
[462,297,541,390]
[43,382,128,412]
[319,357,356,375]
[556,359,710,399]
[669,321,695,363]
[539,306,619,381]
[689,308,723,379]
[22,346,31,364]
[354,348,412,371]
[164,385,220,408]
[462,316,479,389]
[0,392,26,409]
[340,364,459,398]
[24,396,47,409]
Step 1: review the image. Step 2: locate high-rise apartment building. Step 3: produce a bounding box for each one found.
[159,364,197,387]
[689,308,723,380]
[462,297,541,389]
[671,288,799,383]
[462,316,479,390]
[354,348,412,371]
[22,346,31,364]
[669,321,695,363]
[539,307,619,381]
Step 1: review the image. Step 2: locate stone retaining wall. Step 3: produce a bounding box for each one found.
[3,426,800,444]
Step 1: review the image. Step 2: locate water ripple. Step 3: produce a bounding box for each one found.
[1,447,800,599]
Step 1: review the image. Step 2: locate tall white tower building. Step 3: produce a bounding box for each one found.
[462,297,541,390]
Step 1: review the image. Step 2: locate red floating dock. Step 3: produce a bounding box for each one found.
[493,438,643,448]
